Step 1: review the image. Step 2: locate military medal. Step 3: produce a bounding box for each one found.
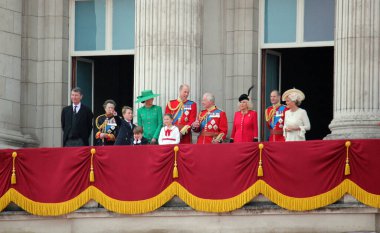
[211,119,215,125]
[213,125,218,130]
[208,124,212,129]
[185,117,188,122]
[185,111,189,115]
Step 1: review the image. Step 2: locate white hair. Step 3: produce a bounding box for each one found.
[179,84,190,91]
[203,92,215,103]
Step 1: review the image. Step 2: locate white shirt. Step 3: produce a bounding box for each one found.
[72,103,81,113]
[283,108,311,141]
[158,125,180,145]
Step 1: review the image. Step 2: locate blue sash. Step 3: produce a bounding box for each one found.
[270,105,285,129]
[173,100,194,124]
[200,109,221,131]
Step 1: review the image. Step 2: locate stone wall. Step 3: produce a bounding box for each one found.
[20,0,69,147]
[202,0,259,136]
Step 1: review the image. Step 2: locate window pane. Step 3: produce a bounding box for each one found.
[75,0,106,51]
[304,0,335,42]
[113,0,135,50]
[265,0,297,43]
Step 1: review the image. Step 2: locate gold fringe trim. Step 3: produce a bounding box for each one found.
[92,184,176,214]
[0,189,11,212]
[175,182,261,213]
[3,188,91,216]
[347,179,380,208]
[1,180,380,215]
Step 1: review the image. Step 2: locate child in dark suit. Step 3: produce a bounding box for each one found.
[133,126,149,145]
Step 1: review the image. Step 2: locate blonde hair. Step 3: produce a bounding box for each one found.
[237,100,253,111]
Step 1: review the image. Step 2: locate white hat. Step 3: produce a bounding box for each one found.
[282,88,305,102]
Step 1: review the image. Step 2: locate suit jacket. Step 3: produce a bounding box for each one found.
[132,137,149,146]
[61,104,94,146]
[114,119,135,145]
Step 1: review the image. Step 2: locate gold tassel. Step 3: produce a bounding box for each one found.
[11,152,17,184]
[90,148,96,182]
[345,141,351,175]
[173,146,179,178]
[258,143,264,177]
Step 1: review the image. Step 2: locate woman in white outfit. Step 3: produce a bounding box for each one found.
[282,88,311,141]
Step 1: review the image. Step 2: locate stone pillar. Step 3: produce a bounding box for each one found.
[134,0,202,109]
[222,0,259,134]
[327,0,380,139]
[0,0,36,148]
[20,0,69,147]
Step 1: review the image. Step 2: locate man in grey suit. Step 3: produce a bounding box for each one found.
[61,87,94,147]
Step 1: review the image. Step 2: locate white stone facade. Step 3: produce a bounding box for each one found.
[0,0,378,145]
[327,0,380,139]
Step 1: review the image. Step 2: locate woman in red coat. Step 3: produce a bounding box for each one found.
[230,87,258,143]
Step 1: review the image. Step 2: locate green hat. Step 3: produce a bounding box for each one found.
[135,90,160,103]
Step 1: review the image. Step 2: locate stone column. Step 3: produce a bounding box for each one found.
[20,0,69,147]
[134,0,202,109]
[327,0,380,139]
[0,0,36,148]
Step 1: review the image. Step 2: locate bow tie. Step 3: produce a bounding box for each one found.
[134,139,141,144]
[165,129,172,136]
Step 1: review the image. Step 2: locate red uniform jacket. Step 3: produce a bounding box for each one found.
[193,106,228,144]
[230,110,258,142]
[265,104,288,141]
[165,99,197,144]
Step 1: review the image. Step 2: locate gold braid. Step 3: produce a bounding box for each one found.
[198,106,216,123]
[265,103,281,123]
[95,114,108,131]
[167,100,184,121]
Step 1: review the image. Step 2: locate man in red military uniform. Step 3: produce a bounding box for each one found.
[265,90,288,141]
[165,84,197,144]
[192,92,228,144]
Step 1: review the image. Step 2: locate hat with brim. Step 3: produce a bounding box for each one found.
[282,88,305,102]
[135,90,160,103]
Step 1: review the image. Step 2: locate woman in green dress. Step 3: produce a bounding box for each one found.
[135,90,163,144]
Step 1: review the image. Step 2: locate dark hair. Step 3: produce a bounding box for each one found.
[164,113,173,120]
[133,126,143,134]
[71,87,83,96]
[122,106,133,115]
[103,99,116,109]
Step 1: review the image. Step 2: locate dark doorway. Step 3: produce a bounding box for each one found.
[72,55,134,145]
[73,55,134,118]
[262,47,334,140]
[90,56,134,118]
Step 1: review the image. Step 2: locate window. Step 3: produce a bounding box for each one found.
[75,0,106,51]
[262,0,335,47]
[72,0,135,55]
[265,0,297,43]
[304,0,335,42]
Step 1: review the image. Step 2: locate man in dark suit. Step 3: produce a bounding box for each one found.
[61,87,94,147]
[115,106,135,145]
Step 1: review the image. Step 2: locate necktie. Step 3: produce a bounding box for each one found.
[73,105,77,114]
